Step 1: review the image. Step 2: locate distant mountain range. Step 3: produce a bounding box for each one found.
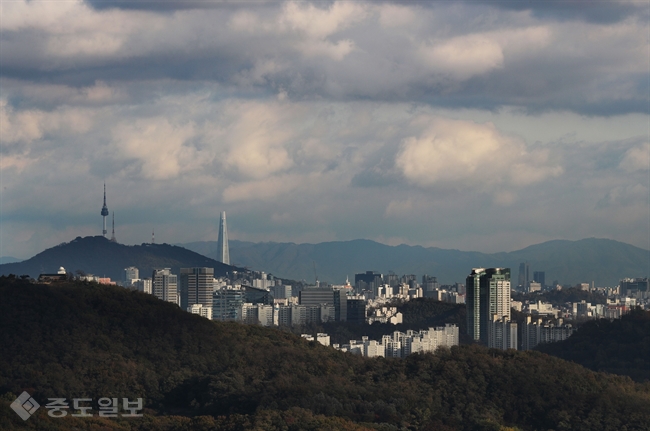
[0,256,21,264]
[1,236,646,287]
[0,236,236,281]
[181,238,649,287]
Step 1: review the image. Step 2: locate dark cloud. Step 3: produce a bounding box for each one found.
[486,0,648,24]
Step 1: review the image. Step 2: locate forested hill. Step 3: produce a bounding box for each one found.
[537,309,650,383]
[0,236,236,281]
[2,277,650,430]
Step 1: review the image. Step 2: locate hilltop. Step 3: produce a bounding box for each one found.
[537,309,650,383]
[181,237,650,286]
[0,236,236,281]
[1,277,650,430]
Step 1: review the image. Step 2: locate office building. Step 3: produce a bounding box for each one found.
[355,271,383,292]
[620,278,649,296]
[152,268,178,304]
[299,287,335,306]
[243,285,273,305]
[347,299,366,324]
[180,267,214,311]
[271,285,292,300]
[517,262,529,290]
[124,266,139,282]
[466,268,511,344]
[533,271,545,289]
[213,288,245,321]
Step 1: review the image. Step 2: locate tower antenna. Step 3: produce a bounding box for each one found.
[152,228,155,244]
[100,183,109,237]
[110,212,116,243]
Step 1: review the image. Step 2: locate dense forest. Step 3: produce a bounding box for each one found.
[512,287,608,306]
[537,308,650,383]
[2,277,650,431]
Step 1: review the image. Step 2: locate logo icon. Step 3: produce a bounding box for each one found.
[10,391,40,420]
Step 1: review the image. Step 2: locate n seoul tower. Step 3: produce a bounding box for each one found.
[101,183,109,237]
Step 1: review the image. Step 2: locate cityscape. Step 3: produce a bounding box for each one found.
[33,196,647,360]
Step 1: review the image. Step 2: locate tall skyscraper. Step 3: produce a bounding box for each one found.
[533,271,545,289]
[466,268,511,344]
[179,267,214,311]
[152,268,178,304]
[100,183,109,237]
[217,211,230,265]
[517,262,529,290]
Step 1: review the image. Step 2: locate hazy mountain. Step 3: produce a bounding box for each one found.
[181,238,649,287]
[0,236,236,281]
[0,256,20,264]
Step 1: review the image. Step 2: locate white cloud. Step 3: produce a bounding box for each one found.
[378,4,417,28]
[112,118,198,180]
[418,34,504,80]
[395,117,562,189]
[223,102,296,180]
[279,2,367,39]
[619,143,650,172]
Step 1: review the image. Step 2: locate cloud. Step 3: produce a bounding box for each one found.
[619,143,650,172]
[395,117,562,189]
[222,174,303,203]
[1,0,648,259]
[0,1,645,115]
[418,35,504,80]
[112,118,198,180]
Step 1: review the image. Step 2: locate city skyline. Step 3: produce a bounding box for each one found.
[1,1,648,260]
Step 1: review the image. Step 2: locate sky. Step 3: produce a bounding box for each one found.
[0,0,649,259]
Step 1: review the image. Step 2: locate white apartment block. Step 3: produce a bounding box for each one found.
[336,325,459,358]
[190,304,213,320]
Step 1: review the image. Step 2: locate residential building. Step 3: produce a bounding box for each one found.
[190,304,213,320]
[152,268,178,304]
[466,267,511,344]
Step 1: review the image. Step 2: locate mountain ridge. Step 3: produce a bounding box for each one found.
[0,236,237,281]
[182,237,649,287]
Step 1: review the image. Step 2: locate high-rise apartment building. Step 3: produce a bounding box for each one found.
[152,268,178,304]
[466,268,511,344]
[217,211,230,265]
[180,267,214,311]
